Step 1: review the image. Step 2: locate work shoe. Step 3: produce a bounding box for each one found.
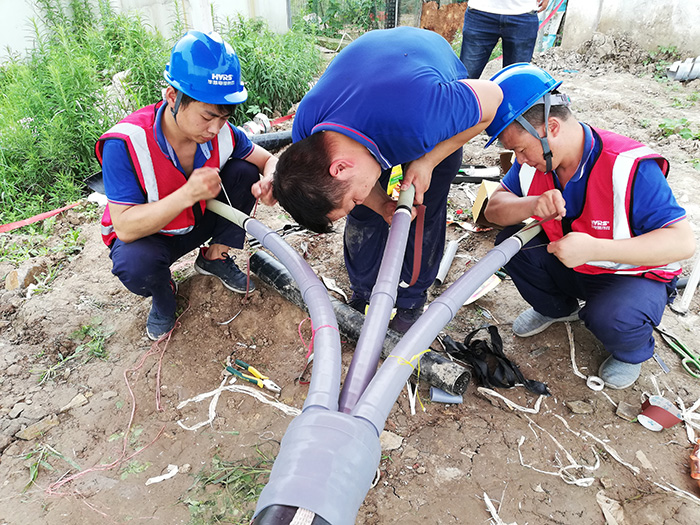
[512,307,580,337]
[146,280,178,341]
[348,295,368,315]
[194,248,255,294]
[389,307,422,334]
[598,356,642,390]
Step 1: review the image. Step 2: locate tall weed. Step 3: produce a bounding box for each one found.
[0,2,321,225]
[220,15,322,122]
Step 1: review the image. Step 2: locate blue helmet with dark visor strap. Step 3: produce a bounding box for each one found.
[485,63,570,172]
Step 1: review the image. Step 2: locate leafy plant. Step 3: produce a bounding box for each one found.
[658,118,698,139]
[183,446,275,524]
[120,460,151,480]
[30,264,62,295]
[0,1,320,226]
[23,443,81,491]
[220,15,322,122]
[0,0,169,225]
[71,321,113,361]
[33,320,112,383]
[300,0,379,37]
[644,44,682,80]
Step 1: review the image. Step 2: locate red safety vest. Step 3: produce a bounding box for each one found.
[95,102,235,246]
[519,127,681,283]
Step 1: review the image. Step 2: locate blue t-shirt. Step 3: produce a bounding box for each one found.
[292,27,483,168]
[500,123,686,234]
[102,102,254,205]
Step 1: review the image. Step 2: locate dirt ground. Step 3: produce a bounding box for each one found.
[2,33,700,525]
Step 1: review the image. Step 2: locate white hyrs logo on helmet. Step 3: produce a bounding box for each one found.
[591,219,610,231]
[209,73,236,86]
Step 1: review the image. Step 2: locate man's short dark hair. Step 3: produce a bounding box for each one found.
[179,91,236,117]
[518,90,573,129]
[272,132,349,234]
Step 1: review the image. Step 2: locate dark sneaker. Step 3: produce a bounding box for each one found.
[146,279,177,341]
[348,294,368,315]
[194,248,255,294]
[146,309,176,341]
[389,307,423,334]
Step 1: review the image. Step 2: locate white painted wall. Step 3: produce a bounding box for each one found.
[0,0,290,62]
[562,0,700,55]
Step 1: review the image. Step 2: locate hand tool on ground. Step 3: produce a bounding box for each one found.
[226,358,282,393]
[654,326,700,379]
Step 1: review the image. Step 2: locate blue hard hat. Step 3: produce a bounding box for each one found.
[164,31,247,105]
[484,63,562,148]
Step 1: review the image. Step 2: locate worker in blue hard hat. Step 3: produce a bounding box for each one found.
[483,63,696,389]
[96,30,277,341]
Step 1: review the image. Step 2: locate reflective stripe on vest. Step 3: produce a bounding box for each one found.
[108,122,160,202]
[518,128,680,282]
[97,104,237,245]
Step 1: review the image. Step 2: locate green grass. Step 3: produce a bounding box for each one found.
[183,446,275,524]
[0,1,322,226]
[22,443,81,491]
[32,320,112,384]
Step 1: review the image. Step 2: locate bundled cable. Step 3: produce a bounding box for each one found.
[443,325,550,396]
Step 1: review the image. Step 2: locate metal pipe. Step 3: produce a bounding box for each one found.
[338,186,415,413]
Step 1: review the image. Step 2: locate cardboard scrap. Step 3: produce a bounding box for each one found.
[471,180,501,228]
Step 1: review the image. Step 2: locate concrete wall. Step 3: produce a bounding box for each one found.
[562,0,700,55]
[0,0,289,62]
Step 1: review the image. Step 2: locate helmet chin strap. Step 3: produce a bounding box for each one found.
[515,91,554,173]
[170,91,184,123]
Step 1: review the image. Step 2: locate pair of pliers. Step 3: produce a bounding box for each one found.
[226,358,282,393]
[655,326,700,379]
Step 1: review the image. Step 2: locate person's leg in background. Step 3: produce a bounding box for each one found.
[343,187,391,314]
[459,8,502,79]
[500,10,540,67]
[390,148,463,332]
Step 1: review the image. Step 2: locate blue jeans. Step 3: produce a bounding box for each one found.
[459,7,539,79]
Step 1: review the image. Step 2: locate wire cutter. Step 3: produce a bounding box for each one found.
[226,358,282,393]
[655,326,700,379]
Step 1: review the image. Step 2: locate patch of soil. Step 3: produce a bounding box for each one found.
[1,33,700,525]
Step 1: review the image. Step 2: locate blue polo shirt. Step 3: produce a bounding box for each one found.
[292,27,483,168]
[102,102,254,205]
[501,123,686,235]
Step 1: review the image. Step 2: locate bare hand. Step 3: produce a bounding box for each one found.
[547,232,597,268]
[533,189,566,220]
[537,0,550,13]
[401,161,433,205]
[252,173,277,206]
[185,166,222,203]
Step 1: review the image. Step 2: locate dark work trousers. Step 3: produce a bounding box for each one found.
[109,158,259,318]
[343,148,463,311]
[496,226,677,364]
